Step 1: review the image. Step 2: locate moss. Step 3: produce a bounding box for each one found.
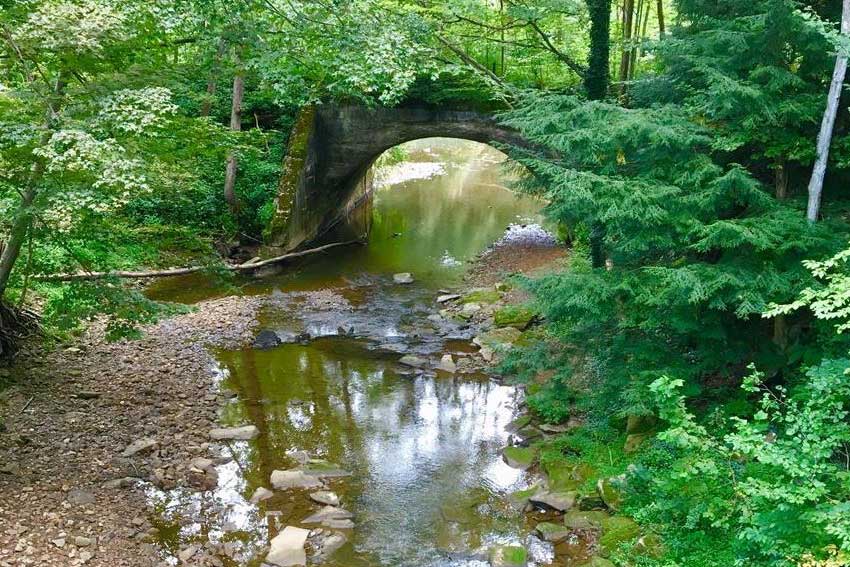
[598,516,640,556]
[493,306,536,329]
[502,446,537,469]
[462,289,502,304]
[265,104,317,246]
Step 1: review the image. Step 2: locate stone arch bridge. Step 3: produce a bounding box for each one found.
[264,104,524,251]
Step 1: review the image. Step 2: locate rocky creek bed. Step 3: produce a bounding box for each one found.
[0,233,650,567]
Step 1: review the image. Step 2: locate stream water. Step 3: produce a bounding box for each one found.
[148,139,567,566]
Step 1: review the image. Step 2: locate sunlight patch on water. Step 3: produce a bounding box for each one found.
[374,161,446,188]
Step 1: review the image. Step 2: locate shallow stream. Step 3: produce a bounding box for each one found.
[148,139,570,566]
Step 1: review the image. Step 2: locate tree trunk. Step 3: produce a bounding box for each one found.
[618,0,635,93]
[0,73,65,299]
[656,0,665,37]
[775,160,789,200]
[807,0,850,223]
[223,52,244,214]
[586,0,612,100]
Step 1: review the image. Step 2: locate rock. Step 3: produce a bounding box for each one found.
[461,302,482,315]
[253,330,282,350]
[529,490,576,512]
[270,470,322,490]
[393,273,414,284]
[488,544,527,567]
[598,516,640,556]
[462,289,502,304]
[437,294,461,303]
[436,354,457,373]
[398,355,427,368]
[50,538,65,548]
[320,532,347,556]
[121,438,158,457]
[250,486,274,504]
[309,491,340,506]
[209,425,259,441]
[493,306,536,330]
[635,533,665,558]
[624,432,652,453]
[626,414,658,435]
[538,422,572,434]
[597,476,625,511]
[266,526,310,567]
[301,459,351,478]
[66,489,95,506]
[506,415,532,432]
[323,519,355,529]
[73,536,92,547]
[508,484,540,510]
[302,506,353,524]
[563,509,609,530]
[501,446,536,470]
[474,327,522,349]
[79,551,93,563]
[177,545,198,562]
[74,390,101,399]
[102,477,138,489]
[190,457,214,471]
[535,521,570,542]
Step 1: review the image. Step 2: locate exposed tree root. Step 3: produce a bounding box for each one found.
[0,301,40,360]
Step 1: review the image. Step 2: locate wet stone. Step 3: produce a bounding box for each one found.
[209,425,259,441]
[309,491,340,506]
[270,470,323,490]
[266,526,310,567]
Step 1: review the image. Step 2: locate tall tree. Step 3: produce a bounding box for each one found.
[586,0,612,100]
[223,47,244,214]
[807,0,850,223]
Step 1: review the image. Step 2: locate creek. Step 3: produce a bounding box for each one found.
[147,139,573,566]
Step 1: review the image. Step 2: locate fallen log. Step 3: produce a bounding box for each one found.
[34,240,364,282]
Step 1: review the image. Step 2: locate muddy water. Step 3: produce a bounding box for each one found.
[149,139,565,566]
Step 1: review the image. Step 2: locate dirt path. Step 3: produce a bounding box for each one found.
[0,296,264,567]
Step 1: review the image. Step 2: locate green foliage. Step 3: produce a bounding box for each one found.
[42,281,189,341]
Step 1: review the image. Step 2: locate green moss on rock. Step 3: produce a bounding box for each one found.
[493,306,536,330]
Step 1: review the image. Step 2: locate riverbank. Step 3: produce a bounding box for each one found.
[0,296,265,566]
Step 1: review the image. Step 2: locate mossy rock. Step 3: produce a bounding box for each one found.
[516,426,543,443]
[635,533,665,558]
[535,521,570,542]
[489,545,527,567]
[506,415,532,432]
[542,461,580,492]
[493,306,536,330]
[508,485,539,509]
[475,327,522,349]
[462,289,502,304]
[598,516,640,556]
[436,522,481,554]
[626,414,658,435]
[623,432,652,453]
[596,477,625,511]
[563,509,609,531]
[502,446,537,470]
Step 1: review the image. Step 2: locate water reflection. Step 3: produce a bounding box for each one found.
[209,338,533,566]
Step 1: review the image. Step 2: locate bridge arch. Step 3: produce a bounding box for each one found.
[264,104,524,251]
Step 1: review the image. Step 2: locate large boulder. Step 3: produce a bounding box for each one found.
[598,516,640,556]
[535,521,570,542]
[529,490,576,512]
[501,446,536,470]
[266,526,310,566]
[563,509,609,531]
[493,306,536,330]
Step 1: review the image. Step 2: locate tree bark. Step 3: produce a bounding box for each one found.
[775,160,789,200]
[586,0,612,100]
[618,0,635,93]
[807,0,850,223]
[656,0,665,37]
[34,240,364,281]
[223,50,244,214]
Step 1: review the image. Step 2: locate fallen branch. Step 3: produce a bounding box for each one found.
[34,240,364,282]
